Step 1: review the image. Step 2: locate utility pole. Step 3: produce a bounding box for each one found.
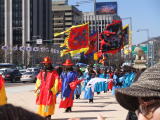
[137,29,150,66]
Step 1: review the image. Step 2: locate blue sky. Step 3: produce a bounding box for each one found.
[68,0,160,45]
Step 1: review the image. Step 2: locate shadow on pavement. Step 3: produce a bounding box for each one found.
[71,109,116,113]
[74,105,104,107]
[52,117,97,120]
[94,102,117,104]
[52,116,113,120]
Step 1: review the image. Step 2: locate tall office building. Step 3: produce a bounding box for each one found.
[82,12,121,33]
[0,0,52,64]
[52,0,82,44]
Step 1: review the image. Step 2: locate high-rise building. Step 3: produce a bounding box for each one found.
[0,0,52,64]
[82,12,121,33]
[52,0,82,44]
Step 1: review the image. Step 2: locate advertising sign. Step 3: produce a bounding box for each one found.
[96,2,117,15]
[132,45,148,56]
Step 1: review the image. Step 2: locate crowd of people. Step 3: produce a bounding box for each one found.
[1,56,160,120]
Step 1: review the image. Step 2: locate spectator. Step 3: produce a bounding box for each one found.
[0,104,44,120]
[115,63,160,120]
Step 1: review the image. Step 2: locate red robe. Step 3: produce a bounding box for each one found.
[108,73,114,90]
[36,70,59,105]
[0,75,3,89]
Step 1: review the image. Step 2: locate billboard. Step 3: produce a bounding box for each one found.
[132,45,148,56]
[96,2,117,15]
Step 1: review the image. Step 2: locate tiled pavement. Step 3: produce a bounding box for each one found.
[6,84,128,120]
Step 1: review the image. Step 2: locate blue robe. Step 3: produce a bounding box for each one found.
[83,72,95,99]
[94,74,108,92]
[59,71,77,108]
[74,76,82,95]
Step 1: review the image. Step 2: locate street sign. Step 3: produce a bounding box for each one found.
[36,39,43,45]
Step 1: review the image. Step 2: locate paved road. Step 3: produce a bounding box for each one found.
[5,83,128,120]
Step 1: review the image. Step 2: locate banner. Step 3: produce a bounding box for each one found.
[124,45,132,55]
[93,52,98,61]
[13,46,18,51]
[1,46,60,53]
[1,46,8,50]
[60,23,89,56]
[122,24,129,45]
[26,47,32,51]
[19,46,26,51]
[85,32,98,55]
[99,19,123,55]
[96,2,117,15]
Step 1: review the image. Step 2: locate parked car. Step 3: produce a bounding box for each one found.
[20,71,38,83]
[3,69,22,82]
[0,68,7,75]
[19,69,27,75]
[26,67,40,73]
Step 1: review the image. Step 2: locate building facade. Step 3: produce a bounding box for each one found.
[0,0,52,65]
[52,0,82,44]
[138,36,160,67]
[82,12,121,33]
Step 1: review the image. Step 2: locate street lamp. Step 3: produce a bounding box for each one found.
[137,29,150,40]
[137,28,150,66]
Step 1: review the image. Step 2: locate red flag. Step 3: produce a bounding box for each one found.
[68,23,89,50]
[85,32,98,55]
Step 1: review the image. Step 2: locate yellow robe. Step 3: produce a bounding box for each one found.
[0,85,7,106]
[35,77,59,117]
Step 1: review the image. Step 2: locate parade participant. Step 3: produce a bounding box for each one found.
[0,75,7,106]
[115,62,160,120]
[94,68,108,94]
[84,65,96,103]
[74,66,83,99]
[35,56,59,120]
[59,59,78,112]
[107,68,114,91]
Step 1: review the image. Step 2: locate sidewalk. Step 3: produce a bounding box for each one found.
[7,90,128,120]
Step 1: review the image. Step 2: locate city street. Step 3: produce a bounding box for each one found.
[6,83,128,120]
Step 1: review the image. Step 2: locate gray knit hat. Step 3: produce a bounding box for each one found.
[115,62,160,112]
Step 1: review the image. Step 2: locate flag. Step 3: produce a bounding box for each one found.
[93,52,99,61]
[99,19,123,55]
[60,23,89,56]
[122,24,129,46]
[106,20,122,35]
[85,31,98,55]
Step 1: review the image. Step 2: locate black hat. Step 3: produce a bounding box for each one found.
[115,62,160,112]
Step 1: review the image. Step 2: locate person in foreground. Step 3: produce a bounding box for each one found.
[115,62,160,120]
[0,74,7,106]
[0,104,44,120]
[35,57,59,120]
